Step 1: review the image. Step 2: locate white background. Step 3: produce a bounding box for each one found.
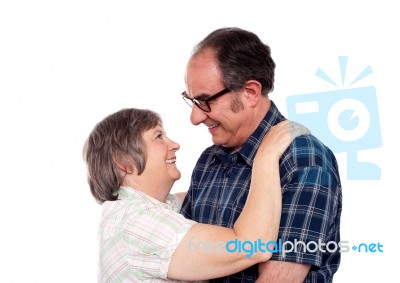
[0,0,398,282]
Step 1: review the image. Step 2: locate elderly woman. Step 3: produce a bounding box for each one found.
[83,108,308,282]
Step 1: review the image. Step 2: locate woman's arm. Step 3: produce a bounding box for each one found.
[168,121,310,281]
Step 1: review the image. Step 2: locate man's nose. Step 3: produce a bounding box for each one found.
[190,105,208,125]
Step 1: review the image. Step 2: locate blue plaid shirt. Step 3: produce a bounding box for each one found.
[181,101,342,283]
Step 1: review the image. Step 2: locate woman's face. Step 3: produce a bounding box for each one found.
[141,125,181,185]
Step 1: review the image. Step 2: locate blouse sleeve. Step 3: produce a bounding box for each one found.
[122,205,197,280]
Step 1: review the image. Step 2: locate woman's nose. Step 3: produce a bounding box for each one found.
[169,139,180,151]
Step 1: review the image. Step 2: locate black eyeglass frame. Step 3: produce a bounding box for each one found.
[181,88,230,112]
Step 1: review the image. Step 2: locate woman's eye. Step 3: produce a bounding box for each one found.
[156,134,163,140]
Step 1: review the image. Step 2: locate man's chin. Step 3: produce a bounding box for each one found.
[211,136,226,146]
[212,137,231,147]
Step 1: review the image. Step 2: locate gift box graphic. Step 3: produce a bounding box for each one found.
[286,56,382,180]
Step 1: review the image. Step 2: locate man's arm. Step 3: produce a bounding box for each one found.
[257,261,311,282]
[256,134,342,282]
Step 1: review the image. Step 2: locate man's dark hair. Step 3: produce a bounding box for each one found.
[193,27,276,96]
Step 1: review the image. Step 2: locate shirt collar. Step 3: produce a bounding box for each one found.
[117,186,176,209]
[213,101,285,167]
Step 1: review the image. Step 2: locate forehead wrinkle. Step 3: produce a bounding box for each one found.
[186,49,223,99]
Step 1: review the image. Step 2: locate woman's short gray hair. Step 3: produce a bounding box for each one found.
[83,108,162,203]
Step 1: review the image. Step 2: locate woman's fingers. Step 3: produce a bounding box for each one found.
[257,120,311,160]
[289,121,311,141]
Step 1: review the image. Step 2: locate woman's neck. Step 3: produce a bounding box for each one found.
[122,177,173,202]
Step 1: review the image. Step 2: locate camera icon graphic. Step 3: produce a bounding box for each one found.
[286,56,382,180]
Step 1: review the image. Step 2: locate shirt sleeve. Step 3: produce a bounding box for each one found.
[122,205,197,280]
[271,165,341,267]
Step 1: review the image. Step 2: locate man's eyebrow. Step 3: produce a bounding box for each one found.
[193,93,211,100]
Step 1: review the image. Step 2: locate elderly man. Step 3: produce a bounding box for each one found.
[180,27,342,283]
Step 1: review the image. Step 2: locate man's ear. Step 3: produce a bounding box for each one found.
[243,80,263,107]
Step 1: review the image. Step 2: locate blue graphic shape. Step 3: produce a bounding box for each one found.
[315,68,337,87]
[339,56,348,86]
[347,151,381,180]
[339,110,359,131]
[287,87,382,152]
[350,66,373,86]
[286,57,382,180]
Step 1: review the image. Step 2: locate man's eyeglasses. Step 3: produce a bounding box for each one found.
[181,88,230,112]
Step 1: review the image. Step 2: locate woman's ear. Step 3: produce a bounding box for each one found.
[113,158,135,177]
[243,80,263,107]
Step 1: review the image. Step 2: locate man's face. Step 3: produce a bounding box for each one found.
[184,50,251,150]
